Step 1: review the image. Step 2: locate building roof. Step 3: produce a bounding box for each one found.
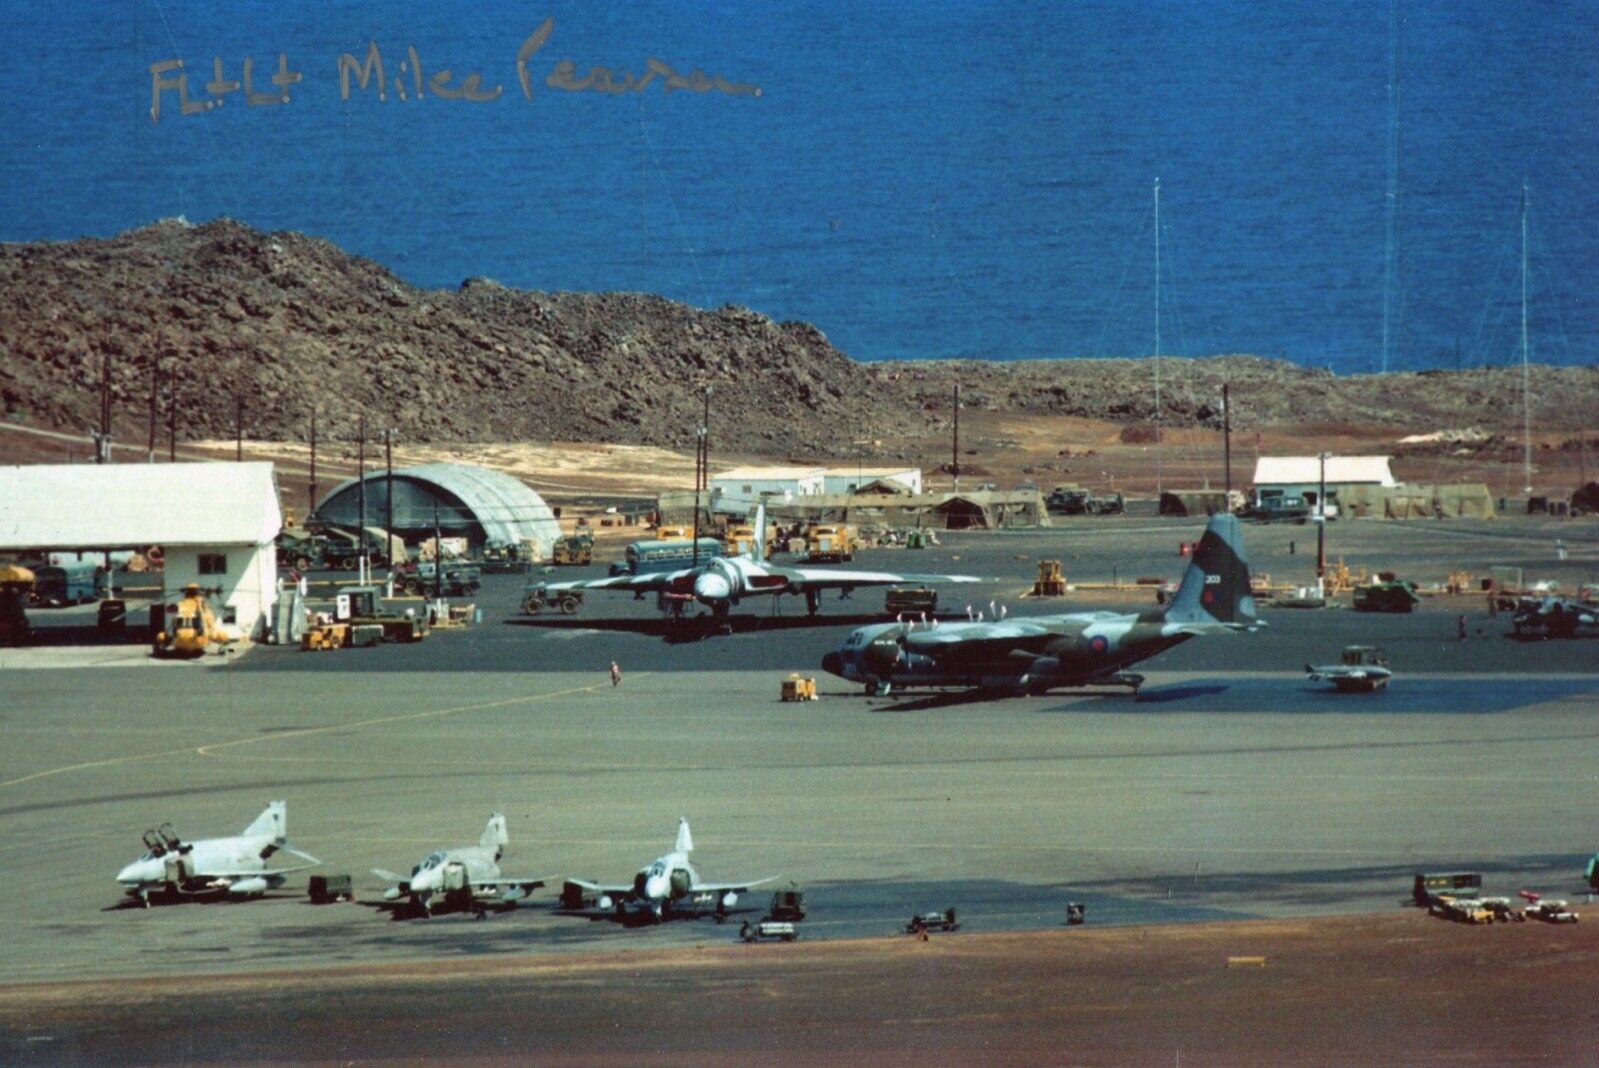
[1252,455,1396,487]
[318,463,560,549]
[822,467,919,478]
[0,462,281,549]
[712,466,826,482]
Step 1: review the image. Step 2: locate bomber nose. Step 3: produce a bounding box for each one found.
[693,572,732,603]
[821,651,844,677]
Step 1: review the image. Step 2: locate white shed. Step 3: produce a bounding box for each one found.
[709,465,826,511]
[0,462,282,639]
[823,467,923,495]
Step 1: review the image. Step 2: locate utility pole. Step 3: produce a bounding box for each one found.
[357,413,367,584]
[385,428,394,569]
[692,385,710,568]
[309,411,318,517]
[235,395,244,461]
[952,382,960,492]
[1222,382,1232,504]
[94,351,112,464]
[146,358,158,462]
[1316,451,1328,594]
[433,499,444,604]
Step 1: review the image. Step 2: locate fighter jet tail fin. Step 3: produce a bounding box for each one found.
[751,503,767,564]
[243,801,287,843]
[675,817,694,854]
[482,812,509,852]
[1164,514,1258,629]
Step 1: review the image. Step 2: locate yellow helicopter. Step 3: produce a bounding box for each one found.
[152,583,228,658]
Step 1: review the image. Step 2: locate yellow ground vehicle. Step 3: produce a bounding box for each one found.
[654,526,692,542]
[153,583,227,658]
[0,564,35,646]
[805,524,856,563]
[725,525,779,558]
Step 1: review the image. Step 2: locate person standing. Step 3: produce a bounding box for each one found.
[609,660,621,687]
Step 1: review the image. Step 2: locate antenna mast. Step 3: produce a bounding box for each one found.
[1521,181,1532,496]
[1154,177,1163,497]
[1380,0,1401,373]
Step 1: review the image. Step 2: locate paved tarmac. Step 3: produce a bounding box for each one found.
[1,515,1596,986]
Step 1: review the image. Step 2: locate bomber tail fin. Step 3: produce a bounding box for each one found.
[243,801,287,843]
[674,817,694,854]
[481,812,509,852]
[1163,514,1259,629]
[752,503,767,564]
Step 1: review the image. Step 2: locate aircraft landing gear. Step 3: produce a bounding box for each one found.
[805,590,820,616]
[868,680,892,697]
[1107,672,1145,694]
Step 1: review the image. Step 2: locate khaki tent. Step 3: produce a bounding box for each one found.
[1342,483,1495,520]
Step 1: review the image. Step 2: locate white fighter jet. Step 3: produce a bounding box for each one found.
[537,504,980,623]
[561,818,772,923]
[372,813,551,916]
[115,801,319,906]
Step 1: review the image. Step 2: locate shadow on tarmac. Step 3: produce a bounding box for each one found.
[506,611,892,642]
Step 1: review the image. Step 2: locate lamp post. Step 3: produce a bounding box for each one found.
[1316,451,1328,595]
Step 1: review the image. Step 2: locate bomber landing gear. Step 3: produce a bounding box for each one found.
[1107,672,1144,694]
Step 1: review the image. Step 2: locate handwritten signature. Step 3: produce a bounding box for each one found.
[149,17,760,122]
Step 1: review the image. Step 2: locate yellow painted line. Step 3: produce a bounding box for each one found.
[0,679,631,791]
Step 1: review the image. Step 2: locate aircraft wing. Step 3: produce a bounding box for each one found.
[1305,664,1392,681]
[540,569,691,594]
[901,619,1062,659]
[474,876,554,902]
[201,863,320,880]
[563,877,638,898]
[692,876,777,895]
[779,566,982,590]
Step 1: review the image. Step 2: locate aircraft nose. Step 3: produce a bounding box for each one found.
[693,572,732,603]
[117,859,151,884]
[821,651,844,677]
[408,867,438,893]
[645,875,670,901]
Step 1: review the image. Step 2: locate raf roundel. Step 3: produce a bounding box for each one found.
[1089,635,1110,654]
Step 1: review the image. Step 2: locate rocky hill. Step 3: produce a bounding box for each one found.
[1,220,1593,454]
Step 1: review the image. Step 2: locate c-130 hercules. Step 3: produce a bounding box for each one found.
[822,513,1261,696]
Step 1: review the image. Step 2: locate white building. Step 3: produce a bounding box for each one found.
[709,465,826,510]
[823,467,923,495]
[0,462,282,639]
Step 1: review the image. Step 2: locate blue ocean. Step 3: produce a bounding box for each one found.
[1,2,1593,373]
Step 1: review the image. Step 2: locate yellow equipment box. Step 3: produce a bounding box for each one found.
[781,674,818,701]
[302,623,348,651]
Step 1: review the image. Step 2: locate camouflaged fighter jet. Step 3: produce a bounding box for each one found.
[372,813,553,917]
[561,818,773,923]
[821,513,1261,696]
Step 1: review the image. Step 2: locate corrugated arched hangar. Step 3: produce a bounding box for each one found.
[314,463,561,555]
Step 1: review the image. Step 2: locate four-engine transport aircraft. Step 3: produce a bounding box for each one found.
[821,513,1261,696]
[115,801,320,906]
[372,813,552,917]
[561,818,773,922]
[535,504,980,622]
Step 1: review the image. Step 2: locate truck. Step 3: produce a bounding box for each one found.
[724,524,779,559]
[1246,495,1311,524]
[550,532,594,566]
[335,585,429,642]
[884,586,938,616]
[276,527,330,571]
[394,561,482,597]
[805,524,857,563]
[1046,486,1125,515]
[1353,576,1420,613]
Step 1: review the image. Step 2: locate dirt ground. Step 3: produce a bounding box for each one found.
[2,913,1594,1065]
